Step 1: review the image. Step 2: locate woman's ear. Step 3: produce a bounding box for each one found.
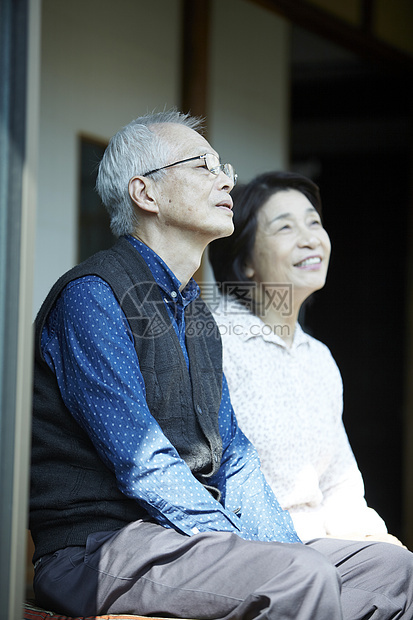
[244,264,255,279]
[128,176,159,214]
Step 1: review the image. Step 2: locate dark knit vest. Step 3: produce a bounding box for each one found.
[30,237,223,562]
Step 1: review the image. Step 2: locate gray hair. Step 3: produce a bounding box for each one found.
[96,109,203,237]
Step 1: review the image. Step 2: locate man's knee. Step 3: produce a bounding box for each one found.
[368,541,413,586]
[288,543,340,587]
[261,544,342,618]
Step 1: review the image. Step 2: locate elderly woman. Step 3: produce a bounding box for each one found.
[209,170,402,545]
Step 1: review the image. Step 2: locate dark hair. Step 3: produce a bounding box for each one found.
[209,170,322,301]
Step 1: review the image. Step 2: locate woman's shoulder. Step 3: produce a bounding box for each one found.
[297,324,337,360]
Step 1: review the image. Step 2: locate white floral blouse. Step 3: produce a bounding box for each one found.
[212,294,387,541]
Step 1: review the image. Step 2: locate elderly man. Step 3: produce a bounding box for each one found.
[30,110,413,619]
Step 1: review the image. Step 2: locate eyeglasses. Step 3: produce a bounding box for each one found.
[143,153,238,186]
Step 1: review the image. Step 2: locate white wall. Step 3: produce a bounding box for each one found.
[34,0,290,311]
[202,0,290,282]
[208,0,290,183]
[34,0,182,313]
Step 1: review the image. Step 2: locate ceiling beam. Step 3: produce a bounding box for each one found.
[248,0,413,74]
[361,0,374,33]
[180,0,211,123]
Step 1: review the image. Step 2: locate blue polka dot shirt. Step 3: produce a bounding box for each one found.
[41,235,300,543]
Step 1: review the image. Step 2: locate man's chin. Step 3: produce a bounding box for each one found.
[213,221,234,241]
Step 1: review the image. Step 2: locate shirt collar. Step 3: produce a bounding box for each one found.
[125,235,200,307]
[217,294,311,349]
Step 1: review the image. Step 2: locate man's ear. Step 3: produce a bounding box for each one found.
[128,176,159,214]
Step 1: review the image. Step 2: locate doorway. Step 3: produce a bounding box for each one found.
[290,26,413,538]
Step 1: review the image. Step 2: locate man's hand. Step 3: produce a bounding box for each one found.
[327,532,406,548]
[365,533,406,548]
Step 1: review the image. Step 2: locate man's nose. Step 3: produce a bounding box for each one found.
[217,168,234,192]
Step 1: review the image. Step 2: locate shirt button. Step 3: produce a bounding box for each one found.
[196,405,202,415]
[171,291,177,298]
